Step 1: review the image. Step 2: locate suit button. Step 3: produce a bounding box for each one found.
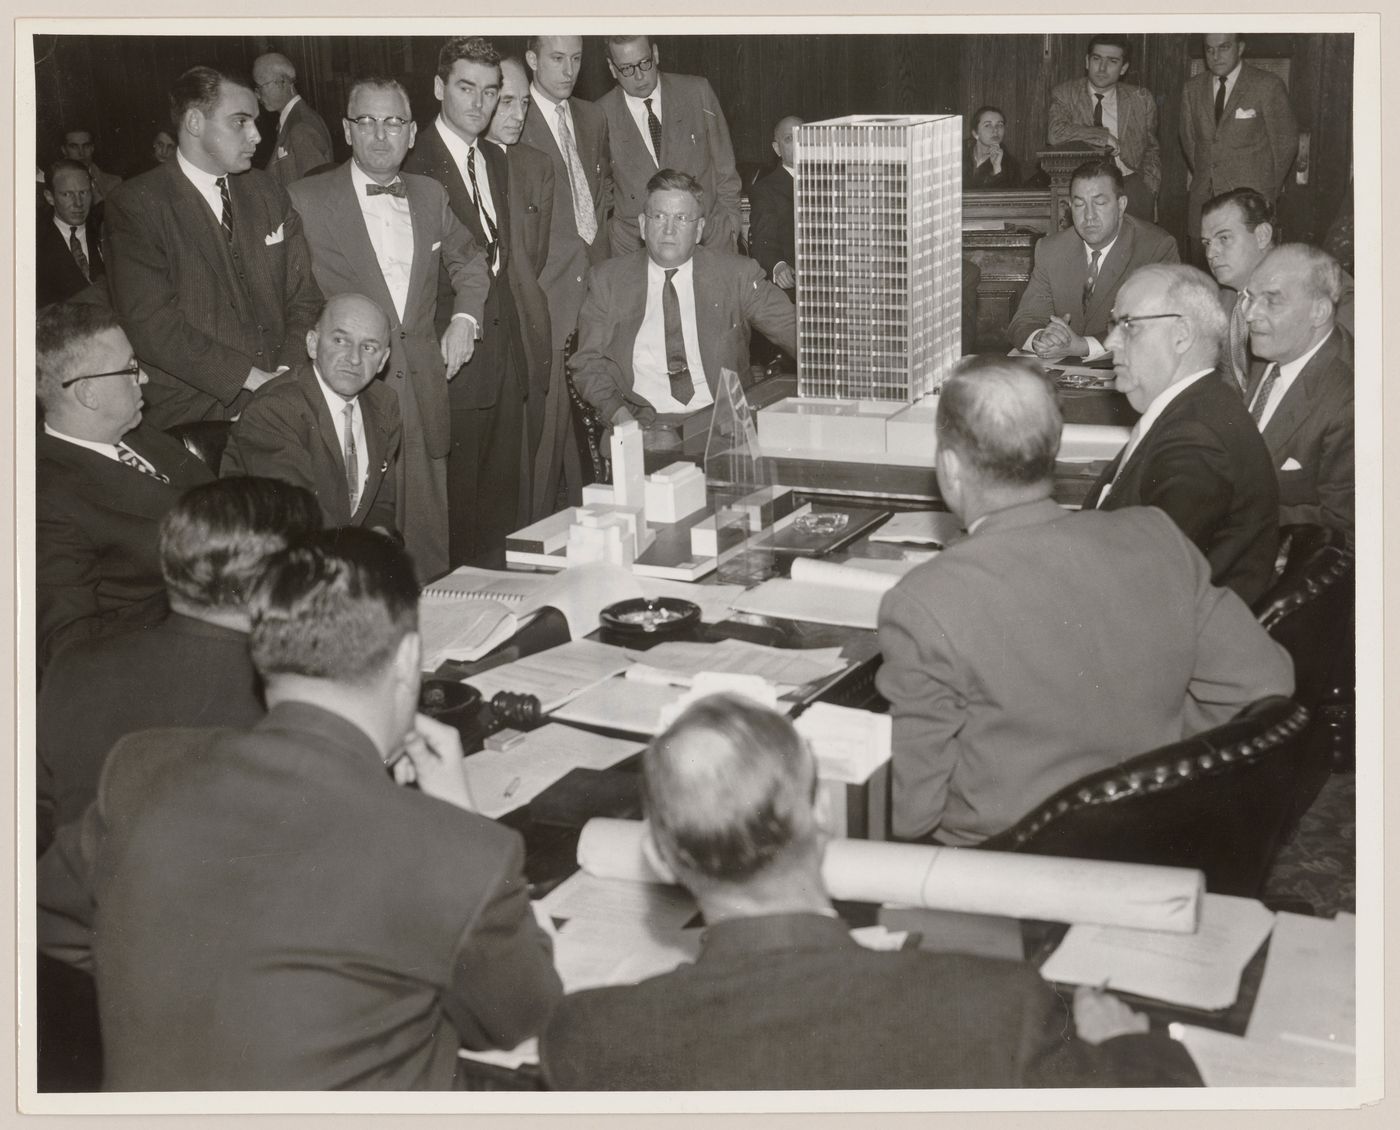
[395,371,403,380]
[399,331,407,340]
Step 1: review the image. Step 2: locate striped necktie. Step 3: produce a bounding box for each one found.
[69,226,90,280]
[644,96,663,163]
[215,176,233,242]
[556,102,598,244]
[1083,248,1102,310]
[116,443,170,483]
[343,401,360,513]
[465,145,500,275]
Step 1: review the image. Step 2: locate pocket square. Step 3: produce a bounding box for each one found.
[264,224,285,246]
[1235,107,1258,119]
[277,146,288,159]
[1281,457,1303,471]
[431,240,442,251]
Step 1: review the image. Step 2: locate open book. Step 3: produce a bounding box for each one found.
[418,563,642,668]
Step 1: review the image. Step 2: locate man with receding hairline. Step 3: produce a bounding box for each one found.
[253,51,334,186]
[748,115,802,293]
[541,692,1205,1089]
[878,355,1291,846]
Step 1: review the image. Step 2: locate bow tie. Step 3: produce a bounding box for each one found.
[365,180,406,198]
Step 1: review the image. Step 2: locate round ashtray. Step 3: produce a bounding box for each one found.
[599,596,701,637]
[418,679,483,718]
[794,511,850,536]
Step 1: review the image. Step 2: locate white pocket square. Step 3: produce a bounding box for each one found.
[431,240,442,251]
[264,224,285,246]
[277,146,288,159]
[1281,457,1303,471]
[1235,107,1257,119]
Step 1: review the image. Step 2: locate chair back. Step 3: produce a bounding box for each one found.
[562,331,611,484]
[165,420,232,473]
[978,697,1312,898]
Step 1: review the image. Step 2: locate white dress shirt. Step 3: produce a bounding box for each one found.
[54,214,90,265]
[176,147,227,226]
[434,117,499,272]
[531,84,575,152]
[622,84,664,165]
[312,364,368,502]
[1024,231,1119,359]
[350,160,413,321]
[1097,367,1214,504]
[1252,330,1331,431]
[632,257,714,414]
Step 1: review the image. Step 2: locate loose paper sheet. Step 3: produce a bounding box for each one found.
[535,870,699,934]
[462,639,635,712]
[462,724,643,818]
[1246,911,1356,1051]
[1170,1024,1355,1087]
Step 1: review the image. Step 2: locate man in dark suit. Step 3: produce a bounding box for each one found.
[521,34,611,507]
[487,55,560,521]
[35,303,214,671]
[1243,244,1355,541]
[879,356,1292,846]
[748,115,800,293]
[221,293,401,533]
[37,159,105,306]
[1007,158,1178,357]
[287,76,489,582]
[1047,35,1161,221]
[104,66,323,429]
[36,477,320,854]
[41,529,562,1089]
[597,35,741,256]
[253,51,334,187]
[1180,34,1299,244]
[541,693,1205,1089]
[1090,264,1280,605]
[570,170,796,433]
[403,37,527,568]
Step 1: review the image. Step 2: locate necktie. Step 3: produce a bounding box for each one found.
[1249,363,1280,426]
[1083,248,1102,308]
[365,180,407,198]
[556,102,598,244]
[662,268,694,405]
[1214,76,1228,125]
[343,401,360,513]
[1227,296,1250,394]
[215,176,233,243]
[116,443,170,483]
[1093,93,1104,127]
[465,146,500,275]
[68,225,90,280]
[644,96,663,164]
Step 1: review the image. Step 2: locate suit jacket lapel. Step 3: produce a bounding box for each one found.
[570,98,605,198]
[402,174,436,322]
[166,162,241,299]
[692,249,723,382]
[483,141,511,272]
[294,365,348,495]
[1263,331,1339,451]
[423,126,483,242]
[355,393,391,522]
[329,164,405,330]
[620,253,650,367]
[1088,217,1134,330]
[658,74,680,167]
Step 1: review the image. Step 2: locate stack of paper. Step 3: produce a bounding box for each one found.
[729,557,904,629]
[795,701,892,784]
[1170,1024,1355,1087]
[868,510,964,548]
[461,639,634,712]
[624,638,847,691]
[536,869,698,933]
[462,724,643,818]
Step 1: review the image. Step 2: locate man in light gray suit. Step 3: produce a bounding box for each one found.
[287,77,488,581]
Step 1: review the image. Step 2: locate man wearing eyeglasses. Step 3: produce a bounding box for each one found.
[1087,264,1279,605]
[1007,158,1178,360]
[103,65,324,430]
[287,77,490,582]
[570,169,794,437]
[252,52,334,188]
[597,35,741,258]
[35,302,215,671]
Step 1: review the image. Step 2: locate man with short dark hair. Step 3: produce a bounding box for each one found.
[1089,264,1280,604]
[541,692,1206,1089]
[1243,243,1354,539]
[104,65,323,427]
[60,128,121,203]
[1007,157,1178,358]
[68,529,562,1089]
[35,302,214,670]
[1047,35,1161,221]
[597,35,741,256]
[570,169,795,435]
[36,476,321,851]
[37,158,105,306]
[221,293,402,533]
[253,51,334,186]
[878,356,1292,845]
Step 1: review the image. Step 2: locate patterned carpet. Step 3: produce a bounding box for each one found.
[1263,771,1356,918]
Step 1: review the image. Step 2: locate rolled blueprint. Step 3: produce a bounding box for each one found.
[576,818,1203,935]
[1058,423,1133,462]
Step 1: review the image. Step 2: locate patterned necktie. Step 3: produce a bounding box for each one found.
[365,180,407,198]
[556,101,598,244]
[215,176,233,242]
[1214,77,1228,125]
[644,96,663,164]
[116,443,170,483]
[465,145,500,275]
[1249,363,1281,427]
[662,268,694,405]
[1083,248,1103,309]
[1227,296,1250,394]
[68,225,90,280]
[1093,93,1104,128]
[343,401,360,513]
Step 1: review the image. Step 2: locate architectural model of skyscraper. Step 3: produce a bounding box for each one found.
[795,114,962,402]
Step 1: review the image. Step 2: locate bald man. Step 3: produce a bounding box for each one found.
[222,293,401,533]
[253,51,334,186]
[748,115,802,293]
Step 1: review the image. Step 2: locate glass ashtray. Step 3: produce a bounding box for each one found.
[794,511,850,536]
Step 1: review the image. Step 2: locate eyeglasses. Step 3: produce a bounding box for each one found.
[612,56,655,79]
[61,360,142,388]
[347,115,410,136]
[644,211,701,229]
[255,76,290,92]
[1105,312,1184,336]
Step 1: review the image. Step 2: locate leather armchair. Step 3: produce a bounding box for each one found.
[165,420,232,474]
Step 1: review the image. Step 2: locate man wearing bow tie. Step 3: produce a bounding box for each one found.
[287,77,489,582]
[403,36,529,568]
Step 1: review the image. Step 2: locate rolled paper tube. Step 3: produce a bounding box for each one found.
[1058,423,1133,462]
[576,819,1204,935]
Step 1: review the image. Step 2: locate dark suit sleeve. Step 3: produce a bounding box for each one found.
[1133,419,1252,560]
[1282,386,1354,537]
[283,118,334,184]
[1007,238,1058,347]
[739,258,797,355]
[569,267,631,423]
[596,116,614,254]
[220,392,321,501]
[275,197,325,370]
[36,803,106,972]
[366,396,401,533]
[748,177,788,277]
[36,489,108,667]
[439,200,490,328]
[442,833,562,1050]
[699,79,741,252]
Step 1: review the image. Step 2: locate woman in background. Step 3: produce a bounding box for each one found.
[964,105,1020,189]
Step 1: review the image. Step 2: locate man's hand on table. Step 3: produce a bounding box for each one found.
[394,712,479,812]
[1072,983,1151,1044]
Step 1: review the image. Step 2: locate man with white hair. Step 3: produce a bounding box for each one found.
[253,51,334,186]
